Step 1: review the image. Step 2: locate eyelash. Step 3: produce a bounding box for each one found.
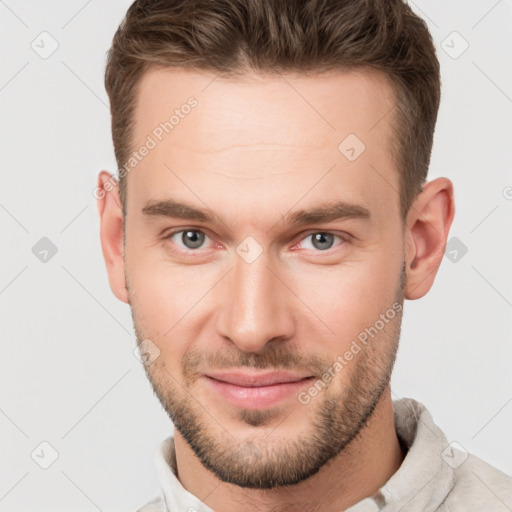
[162,228,348,254]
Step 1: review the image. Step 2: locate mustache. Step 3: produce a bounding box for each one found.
[181,345,332,381]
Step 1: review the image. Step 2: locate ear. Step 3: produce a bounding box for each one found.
[404,177,455,300]
[96,171,128,304]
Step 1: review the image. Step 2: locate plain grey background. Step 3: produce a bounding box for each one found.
[1,1,511,510]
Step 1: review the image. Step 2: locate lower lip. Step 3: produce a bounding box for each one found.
[204,376,315,409]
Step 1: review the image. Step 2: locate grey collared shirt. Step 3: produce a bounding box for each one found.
[137,398,512,511]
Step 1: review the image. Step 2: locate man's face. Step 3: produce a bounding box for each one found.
[124,67,406,488]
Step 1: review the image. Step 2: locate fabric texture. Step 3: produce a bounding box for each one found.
[136,398,512,511]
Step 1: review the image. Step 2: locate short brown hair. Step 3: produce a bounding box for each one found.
[104,0,440,219]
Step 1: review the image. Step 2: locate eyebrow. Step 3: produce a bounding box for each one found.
[285,201,371,225]
[142,198,371,226]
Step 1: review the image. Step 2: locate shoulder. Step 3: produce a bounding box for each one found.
[135,494,167,512]
[445,451,512,511]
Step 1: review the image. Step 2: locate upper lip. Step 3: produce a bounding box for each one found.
[204,370,313,387]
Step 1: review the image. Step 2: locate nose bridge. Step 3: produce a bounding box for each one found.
[216,250,294,352]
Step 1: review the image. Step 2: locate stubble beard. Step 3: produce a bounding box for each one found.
[130,264,406,489]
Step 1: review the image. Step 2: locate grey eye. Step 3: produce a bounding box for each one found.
[311,232,335,250]
[181,230,205,249]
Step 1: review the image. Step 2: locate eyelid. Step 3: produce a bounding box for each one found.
[162,227,350,253]
[291,230,349,251]
[162,228,215,251]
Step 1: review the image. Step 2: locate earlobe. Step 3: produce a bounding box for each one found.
[404,178,455,300]
[97,170,129,304]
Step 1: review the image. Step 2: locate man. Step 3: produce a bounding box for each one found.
[96,0,512,510]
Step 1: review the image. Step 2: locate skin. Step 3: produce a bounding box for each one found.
[97,67,454,512]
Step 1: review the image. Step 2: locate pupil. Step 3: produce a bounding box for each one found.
[312,232,333,250]
[183,231,204,249]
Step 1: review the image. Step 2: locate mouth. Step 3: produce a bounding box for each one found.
[203,370,315,409]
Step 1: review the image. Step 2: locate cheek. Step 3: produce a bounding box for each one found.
[127,233,223,289]
[126,253,218,342]
[129,287,189,376]
[287,255,400,345]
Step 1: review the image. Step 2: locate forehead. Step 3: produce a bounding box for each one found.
[128,66,400,224]
[133,66,396,149]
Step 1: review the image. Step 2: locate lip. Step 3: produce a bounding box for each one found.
[203,371,315,409]
[205,370,312,387]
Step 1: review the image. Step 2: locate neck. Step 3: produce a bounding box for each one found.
[174,388,405,512]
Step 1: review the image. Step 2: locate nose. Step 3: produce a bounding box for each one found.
[215,251,296,353]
